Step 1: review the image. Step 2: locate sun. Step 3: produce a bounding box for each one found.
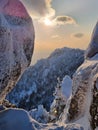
[44,18,52,26]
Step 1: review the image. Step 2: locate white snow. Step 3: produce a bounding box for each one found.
[1,4,98,130]
[61,75,72,99]
[0,0,35,102]
[0,108,34,130]
[6,47,84,110]
[29,105,49,123]
[85,22,98,59]
[0,108,84,130]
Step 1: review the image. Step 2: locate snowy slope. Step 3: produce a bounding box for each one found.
[6,47,84,111]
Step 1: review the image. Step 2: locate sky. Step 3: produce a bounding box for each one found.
[21,0,98,64]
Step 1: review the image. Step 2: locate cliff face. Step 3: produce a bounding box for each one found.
[64,57,98,130]
[62,22,98,130]
[85,22,98,59]
[0,0,35,102]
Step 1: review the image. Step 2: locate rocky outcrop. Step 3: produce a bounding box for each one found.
[62,22,98,130]
[85,22,98,58]
[65,58,98,130]
[0,0,35,102]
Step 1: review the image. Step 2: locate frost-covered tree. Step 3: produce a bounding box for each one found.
[6,47,84,111]
[49,78,67,122]
[29,105,50,123]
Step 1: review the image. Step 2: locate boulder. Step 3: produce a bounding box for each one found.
[0,0,35,102]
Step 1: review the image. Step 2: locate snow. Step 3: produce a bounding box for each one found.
[65,56,98,130]
[85,22,98,59]
[6,47,84,110]
[29,105,49,123]
[0,0,35,102]
[0,108,34,130]
[0,108,84,130]
[0,3,98,130]
[90,54,98,60]
[61,75,72,99]
[2,0,29,17]
[60,21,98,130]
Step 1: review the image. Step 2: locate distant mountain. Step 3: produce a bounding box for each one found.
[6,47,84,111]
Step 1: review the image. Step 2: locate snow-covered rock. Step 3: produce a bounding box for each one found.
[0,108,38,130]
[0,107,84,130]
[1,19,98,130]
[0,0,35,102]
[85,22,98,59]
[29,105,50,123]
[41,123,84,130]
[29,76,72,124]
[61,75,72,99]
[62,21,98,130]
[6,47,84,110]
[64,59,98,130]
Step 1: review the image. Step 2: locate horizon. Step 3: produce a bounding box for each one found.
[20,0,98,64]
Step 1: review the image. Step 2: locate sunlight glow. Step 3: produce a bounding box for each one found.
[44,18,52,26]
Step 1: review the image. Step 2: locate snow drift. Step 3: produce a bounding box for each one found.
[0,108,84,130]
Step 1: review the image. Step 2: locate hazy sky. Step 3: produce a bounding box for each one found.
[21,0,98,64]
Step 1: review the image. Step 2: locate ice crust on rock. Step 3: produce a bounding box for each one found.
[29,105,50,123]
[0,108,84,130]
[0,0,35,102]
[0,108,33,130]
[62,21,98,130]
[0,4,98,129]
[85,22,98,59]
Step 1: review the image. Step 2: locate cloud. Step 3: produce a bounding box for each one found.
[21,0,77,26]
[73,33,84,38]
[21,0,55,18]
[51,35,60,38]
[53,16,76,25]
